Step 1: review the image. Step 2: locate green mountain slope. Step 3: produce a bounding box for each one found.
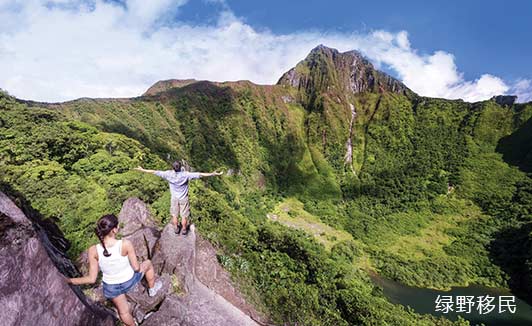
[2,45,532,325]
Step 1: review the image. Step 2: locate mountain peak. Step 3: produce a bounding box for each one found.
[309,44,337,54]
[310,44,365,60]
[278,45,411,100]
[143,79,198,96]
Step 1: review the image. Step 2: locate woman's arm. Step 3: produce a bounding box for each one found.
[68,246,99,285]
[133,166,157,174]
[123,239,141,272]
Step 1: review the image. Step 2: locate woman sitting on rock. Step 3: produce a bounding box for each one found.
[68,214,162,326]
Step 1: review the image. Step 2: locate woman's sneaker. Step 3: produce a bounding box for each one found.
[148,280,163,297]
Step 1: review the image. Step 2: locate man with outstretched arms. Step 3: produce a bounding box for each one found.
[134,161,223,235]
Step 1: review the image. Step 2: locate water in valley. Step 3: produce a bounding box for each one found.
[370,273,532,326]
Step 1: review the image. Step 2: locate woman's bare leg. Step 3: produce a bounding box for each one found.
[111,294,135,326]
[140,259,155,288]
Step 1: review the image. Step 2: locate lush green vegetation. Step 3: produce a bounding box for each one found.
[0,93,169,255]
[3,47,532,325]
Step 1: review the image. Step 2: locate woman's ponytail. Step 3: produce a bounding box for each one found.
[95,214,119,257]
[95,227,111,257]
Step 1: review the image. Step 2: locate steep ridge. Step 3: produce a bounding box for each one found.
[0,189,115,326]
[79,197,265,325]
[147,224,260,326]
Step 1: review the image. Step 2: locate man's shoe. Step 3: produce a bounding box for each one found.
[182,224,190,236]
[175,223,182,235]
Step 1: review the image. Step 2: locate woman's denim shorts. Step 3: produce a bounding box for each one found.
[102,271,143,299]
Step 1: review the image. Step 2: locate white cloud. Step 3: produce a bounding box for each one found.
[511,79,532,103]
[0,0,527,103]
[124,0,188,29]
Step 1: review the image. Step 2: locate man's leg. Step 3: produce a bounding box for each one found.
[180,198,191,235]
[171,215,178,227]
[181,215,187,233]
[170,196,182,234]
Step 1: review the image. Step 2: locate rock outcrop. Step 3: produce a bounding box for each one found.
[118,197,160,261]
[0,191,115,326]
[194,233,263,322]
[80,197,266,325]
[146,224,260,326]
[126,273,172,322]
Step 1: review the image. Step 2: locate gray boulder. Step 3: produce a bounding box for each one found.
[142,295,187,326]
[119,197,160,261]
[118,197,157,237]
[126,226,160,261]
[152,224,196,293]
[127,273,172,323]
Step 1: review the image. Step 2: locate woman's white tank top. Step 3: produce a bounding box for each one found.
[96,240,134,284]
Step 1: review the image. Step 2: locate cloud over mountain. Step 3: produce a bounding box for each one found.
[0,0,529,102]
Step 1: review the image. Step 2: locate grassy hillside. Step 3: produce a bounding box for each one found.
[3,46,532,325]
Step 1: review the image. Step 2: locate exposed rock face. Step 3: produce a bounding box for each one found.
[118,197,160,261]
[195,233,265,323]
[492,95,517,107]
[0,191,114,326]
[144,280,258,326]
[277,45,412,105]
[118,197,157,236]
[126,273,171,322]
[148,224,261,326]
[152,224,196,293]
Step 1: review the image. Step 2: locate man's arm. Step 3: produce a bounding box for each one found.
[197,171,224,177]
[134,166,157,174]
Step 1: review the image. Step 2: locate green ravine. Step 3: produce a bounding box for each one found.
[2,45,532,325]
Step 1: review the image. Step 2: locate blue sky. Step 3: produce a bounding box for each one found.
[219,0,532,82]
[0,0,530,102]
